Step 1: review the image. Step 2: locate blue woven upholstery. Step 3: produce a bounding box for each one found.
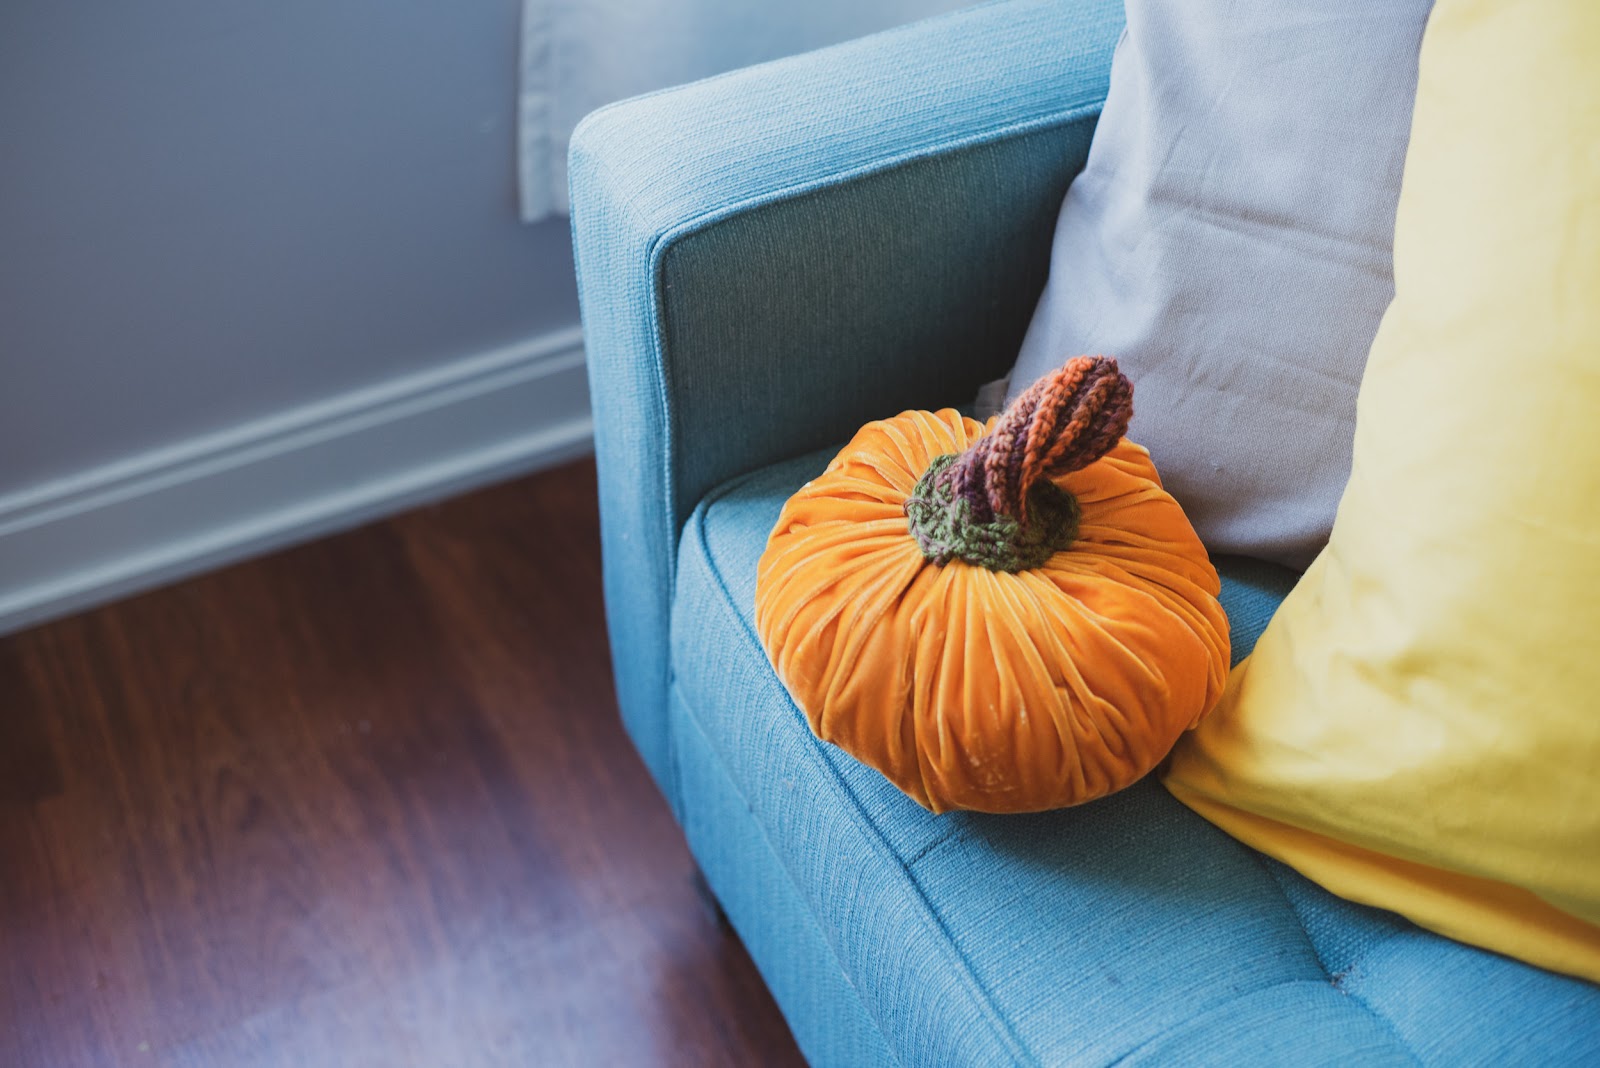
[570,1,1600,1061]
[670,453,1600,1065]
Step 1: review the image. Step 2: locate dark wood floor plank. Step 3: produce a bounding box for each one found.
[0,458,803,1068]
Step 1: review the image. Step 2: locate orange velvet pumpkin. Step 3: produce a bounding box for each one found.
[755,358,1230,814]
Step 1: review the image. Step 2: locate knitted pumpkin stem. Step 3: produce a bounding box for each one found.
[904,356,1133,571]
[955,355,1134,523]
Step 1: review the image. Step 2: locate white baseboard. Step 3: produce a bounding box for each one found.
[0,327,592,637]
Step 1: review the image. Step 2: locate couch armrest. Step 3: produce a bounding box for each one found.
[569,0,1123,807]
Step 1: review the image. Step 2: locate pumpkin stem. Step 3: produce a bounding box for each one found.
[957,355,1134,523]
[904,356,1133,571]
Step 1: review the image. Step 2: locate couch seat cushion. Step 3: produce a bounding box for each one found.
[669,450,1600,1066]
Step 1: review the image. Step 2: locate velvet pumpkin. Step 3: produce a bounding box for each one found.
[755,358,1230,814]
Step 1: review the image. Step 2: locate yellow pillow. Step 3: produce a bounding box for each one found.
[1162,0,1600,983]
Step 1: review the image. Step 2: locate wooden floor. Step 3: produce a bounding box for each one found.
[0,458,804,1068]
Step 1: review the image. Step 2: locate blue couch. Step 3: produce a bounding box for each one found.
[568,1,1600,1062]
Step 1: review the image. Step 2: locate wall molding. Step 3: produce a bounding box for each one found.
[0,327,592,636]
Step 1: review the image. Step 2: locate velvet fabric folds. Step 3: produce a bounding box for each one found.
[755,407,1229,814]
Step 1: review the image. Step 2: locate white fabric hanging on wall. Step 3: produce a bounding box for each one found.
[518,0,973,222]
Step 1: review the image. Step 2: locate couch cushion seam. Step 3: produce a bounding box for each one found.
[1251,835,1424,1066]
[1337,985,1425,1068]
[899,825,964,869]
[1102,978,1421,1068]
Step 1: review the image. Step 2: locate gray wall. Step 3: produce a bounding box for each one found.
[0,0,581,495]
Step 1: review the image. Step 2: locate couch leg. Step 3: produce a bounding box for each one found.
[691,866,731,929]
